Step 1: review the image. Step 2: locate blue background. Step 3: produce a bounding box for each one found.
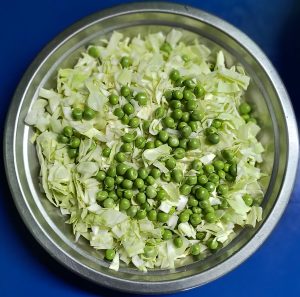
[1,0,300,296]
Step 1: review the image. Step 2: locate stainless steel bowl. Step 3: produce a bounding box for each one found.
[4,2,299,294]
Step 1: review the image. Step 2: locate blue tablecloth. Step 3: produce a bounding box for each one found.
[1,1,299,296]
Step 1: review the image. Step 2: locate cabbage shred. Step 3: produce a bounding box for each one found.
[25,30,264,271]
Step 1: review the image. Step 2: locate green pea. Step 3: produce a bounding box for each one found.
[205,127,217,136]
[120,56,132,68]
[57,134,69,144]
[194,85,205,98]
[155,107,165,118]
[186,176,198,186]
[138,168,149,179]
[217,184,229,195]
[146,186,157,199]
[63,126,73,138]
[207,133,220,144]
[181,112,190,122]
[102,147,111,158]
[171,109,183,121]
[197,174,208,185]
[145,141,155,149]
[187,138,200,150]
[115,176,124,185]
[165,157,176,170]
[192,185,201,195]
[223,163,230,172]
[126,206,137,218]
[106,166,116,177]
[108,94,119,105]
[119,198,131,210]
[180,125,192,138]
[239,102,252,114]
[146,176,155,185]
[68,148,78,159]
[168,136,179,147]
[229,162,237,177]
[156,189,166,201]
[192,206,202,214]
[121,114,129,125]
[172,90,183,100]
[120,85,131,97]
[183,89,194,101]
[160,42,172,54]
[169,69,180,81]
[136,209,147,220]
[213,160,224,170]
[222,149,235,162]
[157,212,169,223]
[189,213,201,226]
[128,117,139,128]
[150,168,161,179]
[205,181,215,192]
[96,190,108,201]
[135,92,148,106]
[114,152,125,163]
[134,178,144,189]
[125,168,138,180]
[96,170,106,182]
[158,130,169,143]
[123,103,134,115]
[134,137,146,150]
[72,107,83,121]
[211,119,222,129]
[190,244,201,255]
[122,189,132,199]
[189,121,198,132]
[184,78,196,89]
[196,232,205,240]
[108,191,118,201]
[163,116,175,128]
[188,196,199,207]
[88,46,100,58]
[179,138,188,149]
[225,173,235,182]
[204,164,214,174]
[104,176,114,188]
[164,90,173,100]
[218,170,226,179]
[162,229,173,240]
[248,117,257,124]
[83,106,96,120]
[113,107,125,119]
[136,192,146,204]
[191,160,202,171]
[105,249,116,261]
[242,114,250,122]
[103,198,114,208]
[185,100,197,111]
[180,184,192,195]
[208,173,219,184]
[196,187,209,200]
[121,143,133,153]
[190,110,204,121]
[199,200,210,210]
[169,100,182,110]
[174,78,184,87]
[155,140,163,147]
[171,169,184,183]
[173,148,185,159]
[179,211,190,223]
[122,179,133,189]
[243,194,253,206]
[122,132,135,143]
[205,212,216,223]
[147,209,157,221]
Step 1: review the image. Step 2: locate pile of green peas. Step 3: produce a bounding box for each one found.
[239,102,256,124]
[57,126,81,158]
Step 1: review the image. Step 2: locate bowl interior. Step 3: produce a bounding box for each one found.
[12,8,289,289]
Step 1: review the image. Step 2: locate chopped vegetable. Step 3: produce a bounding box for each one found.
[25,29,265,272]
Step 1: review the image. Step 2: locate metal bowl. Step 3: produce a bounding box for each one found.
[4,2,299,294]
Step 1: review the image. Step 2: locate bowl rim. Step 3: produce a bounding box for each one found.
[4,1,299,294]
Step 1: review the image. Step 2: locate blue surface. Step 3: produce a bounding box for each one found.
[1,1,300,296]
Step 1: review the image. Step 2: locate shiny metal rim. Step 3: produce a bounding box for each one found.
[4,2,299,294]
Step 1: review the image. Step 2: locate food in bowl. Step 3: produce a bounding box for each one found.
[25,29,264,271]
